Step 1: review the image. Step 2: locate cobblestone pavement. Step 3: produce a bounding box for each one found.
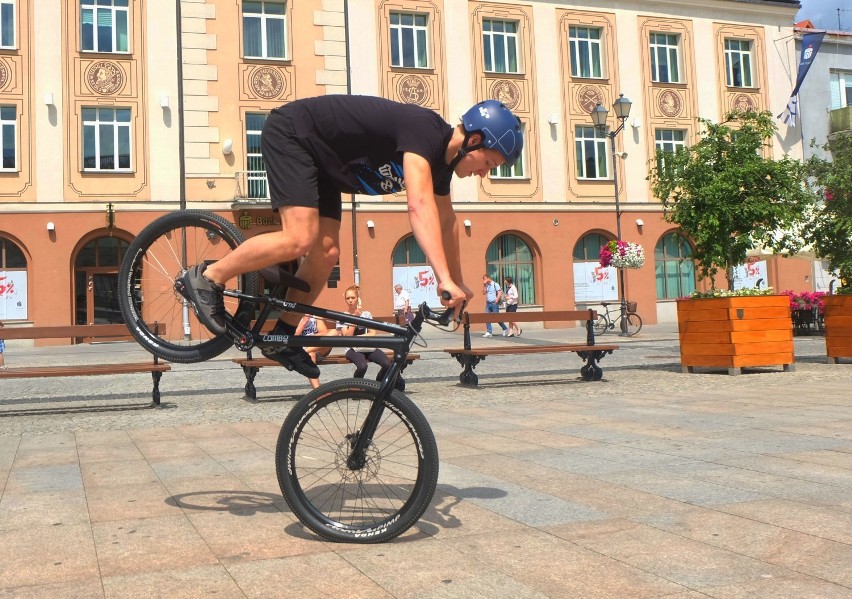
[1,326,850,597]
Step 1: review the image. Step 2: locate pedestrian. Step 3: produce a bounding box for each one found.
[0,319,5,369]
[337,285,404,390]
[504,276,521,337]
[177,95,522,381]
[481,274,508,337]
[393,283,410,325]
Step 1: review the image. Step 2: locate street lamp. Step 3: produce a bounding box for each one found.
[592,93,632,335]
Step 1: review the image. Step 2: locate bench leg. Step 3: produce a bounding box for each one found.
[242,365,259,401]
[452,354,482,387]
[149,371,164,408]
[576,350,609,381]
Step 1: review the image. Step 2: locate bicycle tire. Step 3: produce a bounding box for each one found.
[276,378,439,543]
[625,313,643,336]
[118,210,257,363]
[593,315,609,336]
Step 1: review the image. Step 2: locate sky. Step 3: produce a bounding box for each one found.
[796,0,851,30]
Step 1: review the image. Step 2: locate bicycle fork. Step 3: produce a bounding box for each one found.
[345,359,404,470]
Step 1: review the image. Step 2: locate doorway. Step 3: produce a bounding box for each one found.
[74,236,130,329]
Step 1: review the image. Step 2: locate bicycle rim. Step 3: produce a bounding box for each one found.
[626,313,643,337]
[118,210,257,363]
[276,379,438,543]
[593,315,609,336]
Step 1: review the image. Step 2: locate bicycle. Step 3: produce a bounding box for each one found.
[118,210,458,543]
[593,301,643,337]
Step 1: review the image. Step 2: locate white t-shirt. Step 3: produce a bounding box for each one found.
[393,289,409,311]
[337,310,374,352]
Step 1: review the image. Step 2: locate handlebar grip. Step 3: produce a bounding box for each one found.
[440,290,451,301]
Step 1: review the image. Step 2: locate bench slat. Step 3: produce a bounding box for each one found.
[446,345,618,356]
[0,363,171,378]
[464,310,597,325]
[1,323,165,340]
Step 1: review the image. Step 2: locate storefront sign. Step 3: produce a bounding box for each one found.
[573,262,617,303]
[732,260,767,290]
[0,271,28,319]
[392,266,441,308]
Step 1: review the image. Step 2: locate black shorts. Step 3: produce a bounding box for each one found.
[261,110,342,221]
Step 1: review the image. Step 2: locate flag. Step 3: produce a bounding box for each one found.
[778,31,826,127]
[780,95,798,127]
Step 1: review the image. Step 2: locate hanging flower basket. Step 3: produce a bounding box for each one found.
[599,240,645,269]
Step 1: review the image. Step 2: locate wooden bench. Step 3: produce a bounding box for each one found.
[0,324,170,407]
[232,350,421,400]
[443,310,618,387]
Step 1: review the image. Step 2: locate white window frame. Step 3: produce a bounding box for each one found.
[483,19,520,74]
[0,105,16,171]
[0,0,15,49]
[80,0,130,54]
[390,12,429,69]
[245,112,270,199]
[724,38,754,88]
[490,123,527,179]
[830,70,852,109]
[82,107,132,172]
[242,1,288,60]
[650,32,681,84]
[569,26,603,79]
[655,128,687,153]
[575,125,608,180]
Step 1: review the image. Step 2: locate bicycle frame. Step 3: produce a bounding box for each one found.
[224,289,439,469]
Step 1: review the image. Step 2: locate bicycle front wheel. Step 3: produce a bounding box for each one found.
[118,210,257,363]
[593,315,609,336]
[625,313,643,336]
[276,379,439,543]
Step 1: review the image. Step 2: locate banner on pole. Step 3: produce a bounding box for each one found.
[778,31,826,127]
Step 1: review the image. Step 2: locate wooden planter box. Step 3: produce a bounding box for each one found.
[677,295,794,375]
[823,295,852,363]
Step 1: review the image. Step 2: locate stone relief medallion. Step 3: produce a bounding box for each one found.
[658,89,683,117]
[397,75,429,106]
[0,60,8,91]
[251,67,285,100]
[732,94,755,112]
[490,80,521,110]
[577,85,604,113]
[86,61,124,95]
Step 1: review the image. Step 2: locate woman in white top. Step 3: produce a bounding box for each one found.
[504,276,521,337]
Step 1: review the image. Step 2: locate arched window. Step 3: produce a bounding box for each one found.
[486,234,535,304]
[572,232,617,303]
[655,233,695,299]
[392,235,427,266]
[74,236,130,324]
[0,237,28,320]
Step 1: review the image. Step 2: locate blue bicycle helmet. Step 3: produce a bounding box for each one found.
[457,100,524,167]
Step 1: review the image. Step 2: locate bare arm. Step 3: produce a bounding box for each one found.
[403,152,472,309]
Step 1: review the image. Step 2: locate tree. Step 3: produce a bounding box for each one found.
[806,133,852,292]
[648,110,814,290]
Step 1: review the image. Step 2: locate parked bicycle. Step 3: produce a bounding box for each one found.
[118,210,458,543]
[594,301,642,337]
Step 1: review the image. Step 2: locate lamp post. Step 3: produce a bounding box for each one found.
[591,94,632,335]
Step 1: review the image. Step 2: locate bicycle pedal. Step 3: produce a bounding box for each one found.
[173,279,188,298]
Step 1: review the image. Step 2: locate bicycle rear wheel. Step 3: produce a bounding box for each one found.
[625,313,643,336]
[593,314,609,336]
[118,210,257,363]
[276,379,439,543]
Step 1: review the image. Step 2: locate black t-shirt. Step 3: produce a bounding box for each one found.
[276,95,454,196]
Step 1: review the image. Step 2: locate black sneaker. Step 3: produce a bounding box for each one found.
[180,262,227,335]
[262,346,321,379]
[261,321,321,379]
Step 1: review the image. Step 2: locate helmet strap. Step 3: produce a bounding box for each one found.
[448,131,484,172]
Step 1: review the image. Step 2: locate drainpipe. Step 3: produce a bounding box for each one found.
[176,0,190,338]
[344,0,359,286]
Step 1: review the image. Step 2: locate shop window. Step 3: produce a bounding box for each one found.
[486,234,535,305]
[655,232,696,299]
[0,236,27,320]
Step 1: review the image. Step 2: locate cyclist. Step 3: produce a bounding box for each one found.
[180,94,523,379]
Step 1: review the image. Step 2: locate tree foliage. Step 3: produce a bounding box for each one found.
[648,110,814,289]
[805,133,852,290]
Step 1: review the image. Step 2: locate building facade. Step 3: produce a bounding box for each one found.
[1,0,805,337]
